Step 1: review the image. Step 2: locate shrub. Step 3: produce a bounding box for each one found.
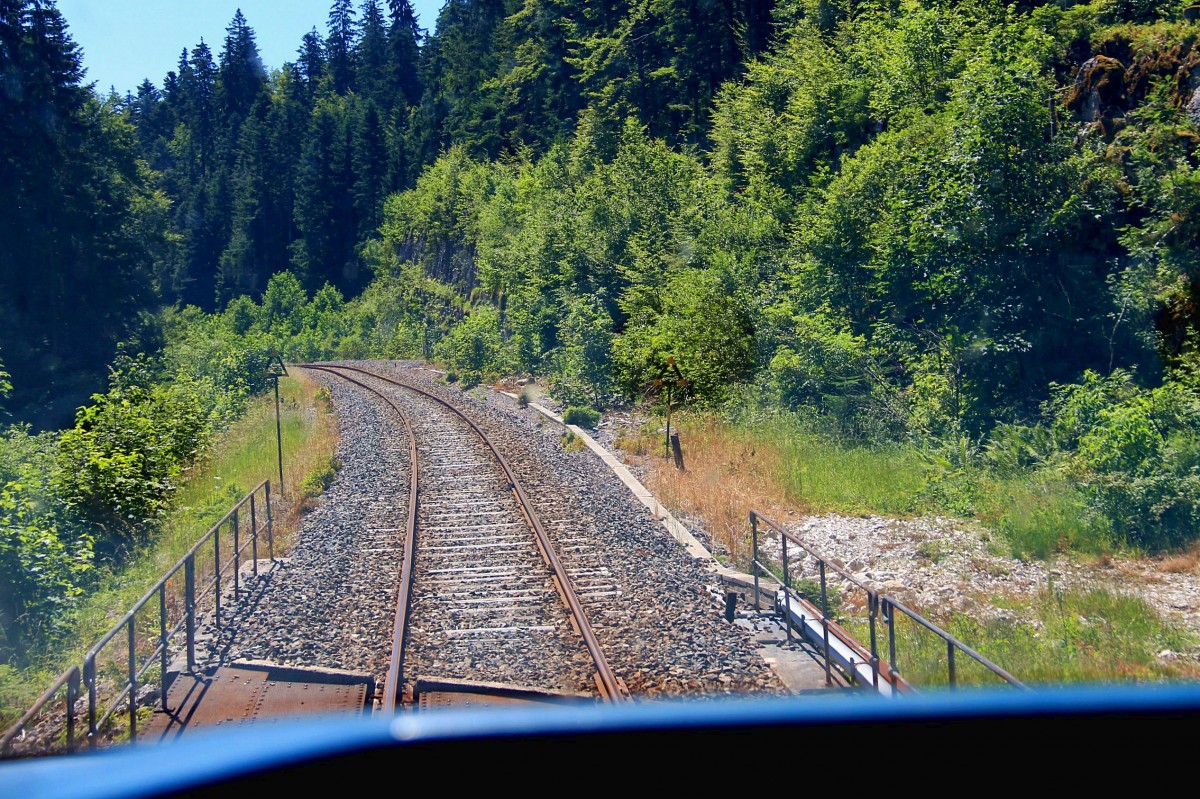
[0,481,92,662]
[433,308,504,387]
[300,456,341,498]
[1045,371,1200,550]
[563,406,601,428]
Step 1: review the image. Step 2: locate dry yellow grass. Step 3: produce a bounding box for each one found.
[1159,543,1200,575]
[637,415,807,565]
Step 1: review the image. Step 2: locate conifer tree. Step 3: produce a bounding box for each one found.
[326,0,358,94]
[297,27,326,99]
[387,0,422,107]
[356,0,389,105]
[217,9,266,125]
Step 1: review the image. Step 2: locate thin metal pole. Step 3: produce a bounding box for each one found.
[266,482,274,561]
[232,508,240,598]
[751,514,760,612]
[250,493,258,577]
[159,587,168,712]
[214,523,221,628]
[948,641,957,690]
[274,377,284,493]
[820,561,831,686]
[782,535,791,642]
[66,669,79,754]
[84,656,96,751]
[887,600,898,683]
[185,556,196,673]
[127,621,137,744]
[868,592,879,689]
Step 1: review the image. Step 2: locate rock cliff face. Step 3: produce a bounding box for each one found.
[1068,54,1127,124]
[1067,54,1128,139]
[1067,36,1200,134]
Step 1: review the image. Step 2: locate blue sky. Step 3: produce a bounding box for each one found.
[55,1,444,96]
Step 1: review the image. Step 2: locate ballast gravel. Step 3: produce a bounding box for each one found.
[194,360,786,700]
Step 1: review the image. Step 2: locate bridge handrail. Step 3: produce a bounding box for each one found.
[749,509,1027,691]
[2,480,274,758]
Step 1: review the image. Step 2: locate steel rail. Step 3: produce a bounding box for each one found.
[301,364,627,704]
[299,366,419,710]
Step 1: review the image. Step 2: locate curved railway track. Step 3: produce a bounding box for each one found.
[301,364,628,708]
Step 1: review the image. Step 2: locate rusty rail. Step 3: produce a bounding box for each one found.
[750,510,1026,692]
[297,366,418,709]
[2,481,274,758]
[303,364,628,705]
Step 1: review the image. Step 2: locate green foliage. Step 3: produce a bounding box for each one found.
[983,477,1113,560]
[300,455,341,498]
[0,481,92,660]
[865,585,1193,686]
[433,307,504,387]
[1045,370,1200,550]
[613,268,756,404]
[553,293,616,407]
[563,406,601,429]
[53,361,209,553]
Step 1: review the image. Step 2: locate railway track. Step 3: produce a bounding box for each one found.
[301,365,628,707]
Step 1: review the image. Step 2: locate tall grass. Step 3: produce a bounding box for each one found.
[852,587,1198,687]
[640,411,1195,684]
[649,411,1113,561]
[1,372,337,728]
[644,416,798,565]
[975,475,1114,560]
[645,413,929,564]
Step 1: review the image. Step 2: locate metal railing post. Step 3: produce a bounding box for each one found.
[819,561,831,686]
[873,587,883,686]
[781,534,791,642]
[159,586,168,712]
[185,555,196,673]
[127,621,137,744]
[214,522,221,628]
[84,655,97,750]
[948,641,957,690]
[232,508,240,598]
[67,669,80,754]
[266,481,275,561]
[250,492,259,577]
[751,513,759,612]
[886,599,898,684]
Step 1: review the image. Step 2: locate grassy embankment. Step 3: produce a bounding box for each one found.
[0,371,338,729]
[624,413,1197,686]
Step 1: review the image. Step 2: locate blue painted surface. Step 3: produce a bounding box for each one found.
[4,685,1200,797]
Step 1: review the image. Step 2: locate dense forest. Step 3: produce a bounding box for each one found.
[3,0,1200,663]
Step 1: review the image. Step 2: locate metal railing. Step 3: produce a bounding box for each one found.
[750,509,1026,692]
[2,480,274,758]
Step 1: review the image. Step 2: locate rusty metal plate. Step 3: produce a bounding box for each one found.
[140,664,371,744]
[413,677,592,711]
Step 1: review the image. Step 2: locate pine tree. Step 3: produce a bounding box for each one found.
[356,0,389,105]
[217,9,266,124]
[326,0,358,94]
[297,27,326,99]
[353,99,389,241]
[387,0,422,107]
[292,96,357,291]
[0,1,160,421]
